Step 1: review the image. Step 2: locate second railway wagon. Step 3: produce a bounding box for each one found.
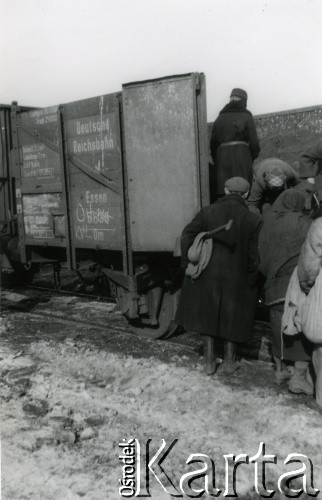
[10,73,209,337]
[0,103,37,284]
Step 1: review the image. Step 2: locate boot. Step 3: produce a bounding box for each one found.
[203,336,217,376]
[274,356,291,385]
[306,399,322,414]
[289,361,314,396]
[219,341,239,375]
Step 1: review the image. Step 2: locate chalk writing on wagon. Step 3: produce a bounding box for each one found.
[75,225,115,242]
[23,194,62,239]
[74,190,117,243]
[21,143,59,179]
[29,106,58,126]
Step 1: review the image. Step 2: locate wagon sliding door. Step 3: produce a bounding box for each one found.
[122,73,208,253]
[62,94,127,270]
[119,73,208,338]
[12,106,70,265]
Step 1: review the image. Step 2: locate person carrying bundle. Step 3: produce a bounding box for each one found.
[175,177,262,376]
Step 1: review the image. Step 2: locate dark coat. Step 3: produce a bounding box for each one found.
[175,194,262,342]
[258,190,311,305]
[210,101,260,195]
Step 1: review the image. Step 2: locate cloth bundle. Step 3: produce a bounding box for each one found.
[282,266,322,343]
[302,268,322,343]
[185,232,213,280]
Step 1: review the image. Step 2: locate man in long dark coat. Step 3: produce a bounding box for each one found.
[210,88,260,196]
[175,177,262,376]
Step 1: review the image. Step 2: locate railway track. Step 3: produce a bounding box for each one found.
[0,281,114,317]
[1,284,205,361]
[1,285,119,328]
[1,283,272,363]
[16,284,115,302]
[15,310,128,336]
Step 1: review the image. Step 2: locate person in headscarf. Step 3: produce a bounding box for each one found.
[210,88,260,196]
[248,158,300,214]
[259,189,313,390]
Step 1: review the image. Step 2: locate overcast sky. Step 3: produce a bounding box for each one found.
[0,0,321,120]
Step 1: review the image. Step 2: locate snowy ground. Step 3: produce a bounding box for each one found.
[0,294,321,499]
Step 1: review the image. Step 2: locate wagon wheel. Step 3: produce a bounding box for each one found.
[113,284,181,340]
[1,262,36,287]
[2,237,36,287]
[129,289,180,339]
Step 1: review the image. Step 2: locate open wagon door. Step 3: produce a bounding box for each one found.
[123,73,209,252]
[118,73,208,338]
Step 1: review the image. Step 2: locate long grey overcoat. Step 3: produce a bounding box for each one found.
[175,194,262,342]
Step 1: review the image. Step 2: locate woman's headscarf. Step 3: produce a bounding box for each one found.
[272,189,306,214]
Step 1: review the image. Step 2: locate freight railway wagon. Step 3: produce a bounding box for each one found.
[7,73,209,337]
[2,74,322,337]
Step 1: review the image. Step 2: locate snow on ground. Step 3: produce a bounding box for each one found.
[0,308,321,499]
